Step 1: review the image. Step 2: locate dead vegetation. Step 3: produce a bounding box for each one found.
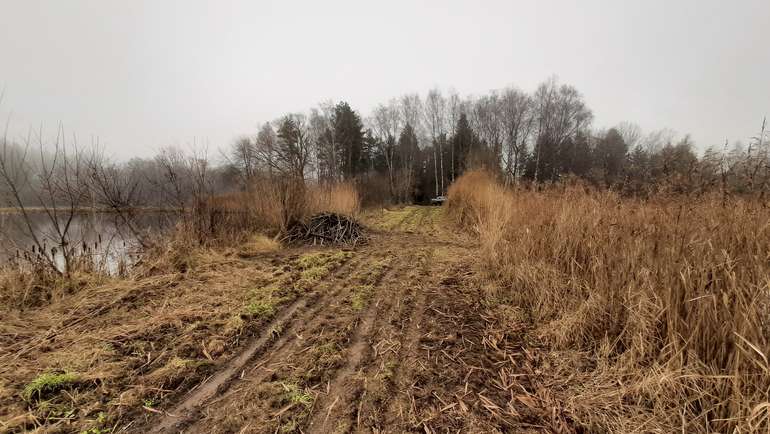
[3,168,768,433]
[447,170,770,432]
[282,212,366,247]
[0,245,356,433]
[0,180,363,433]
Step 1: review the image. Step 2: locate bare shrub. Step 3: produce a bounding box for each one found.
[0,124,93,277]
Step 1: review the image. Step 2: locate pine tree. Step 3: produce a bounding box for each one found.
[333,102,365,180]
[450,113,481,178]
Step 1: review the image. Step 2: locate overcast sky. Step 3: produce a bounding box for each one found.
[1,0,768,160]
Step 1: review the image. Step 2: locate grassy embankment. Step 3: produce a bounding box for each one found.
[0,182,359,433]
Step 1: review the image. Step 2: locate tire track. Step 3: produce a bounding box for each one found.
[149,296,308,433]
[353,253,430,433]
[304,246,416,433]
[130,207,480,434]
[133,252,363,433]
[173,249,395,433]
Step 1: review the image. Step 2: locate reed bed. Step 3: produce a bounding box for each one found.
[447,170,770,432]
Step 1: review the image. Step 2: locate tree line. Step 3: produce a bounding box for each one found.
[2,77,768,215]
[228,77,769,202]
[1,78,767,275]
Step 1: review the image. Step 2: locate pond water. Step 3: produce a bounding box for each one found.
[0,211,177,274]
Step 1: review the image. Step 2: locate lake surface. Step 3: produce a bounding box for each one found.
[0,211,177,274]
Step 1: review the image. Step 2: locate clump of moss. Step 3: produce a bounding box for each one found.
[22,372,80,402]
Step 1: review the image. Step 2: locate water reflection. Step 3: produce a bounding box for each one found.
[0,211,176,274]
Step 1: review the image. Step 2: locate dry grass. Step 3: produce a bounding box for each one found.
[0,242,354,432]
[210,179,360,233]
[0,176,362,432]
[305,182,360,217]
[447,170,770,432]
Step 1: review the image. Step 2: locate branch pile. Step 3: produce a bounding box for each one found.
[282,212,366,246]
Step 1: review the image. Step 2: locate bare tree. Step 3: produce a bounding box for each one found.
[369,99,402,198]
[617,122,643,150]
[272,114,312,181]
[308,101,340,183]
[226,135,257,186]
[446,90,462,182]
[500,87,534,184]
[400,93,423,131]
[254,122,277,180]
[472,91,504,164]
[86,149,149,248]
[152,146,213,244]
[531,78,593,181]
[424,88,446,195]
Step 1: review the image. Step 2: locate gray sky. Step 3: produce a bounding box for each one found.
[1,0,768,160]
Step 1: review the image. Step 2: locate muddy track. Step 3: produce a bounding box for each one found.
[144,240,400,433]
[128,207,535,433]
[303,239,424,433]
[133,253,366,433]
[351,244,433,433]
[149,296,309,433]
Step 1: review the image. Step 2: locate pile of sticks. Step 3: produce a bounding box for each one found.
[282,212,366,246]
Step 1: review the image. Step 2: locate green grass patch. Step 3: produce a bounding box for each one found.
[22,372,79,402]
[351,284,374,310]
[296,252,330,270]
[293,251,354,291]
[300,265,330,282]
[296,251,353,270]
[242,251,355,320]
[244,299,276,319]
[281,382,312,407]
[242,282,288,319]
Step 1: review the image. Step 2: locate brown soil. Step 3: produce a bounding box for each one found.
[0,206,559,433]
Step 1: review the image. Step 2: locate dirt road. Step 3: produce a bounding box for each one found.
[120,206,545,433]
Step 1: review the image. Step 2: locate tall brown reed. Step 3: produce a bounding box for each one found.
[447,170,770,432]
[206,178,360,234]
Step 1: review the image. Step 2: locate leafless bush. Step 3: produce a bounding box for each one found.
[86,150,149,248]
[0,123,91,276]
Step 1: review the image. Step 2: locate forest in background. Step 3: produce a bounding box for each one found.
[221,76,769,203]
[4,77,768,214]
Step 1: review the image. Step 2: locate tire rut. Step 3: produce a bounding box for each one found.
[149,296,308,433]
[352,248,432,433]
[134,252,364,433]
[304,248,416,433]
[172,249,395,433]
[132,209,481,434]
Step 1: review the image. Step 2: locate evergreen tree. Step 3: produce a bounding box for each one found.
[562,132,593,177]
[594,128,628,185]
[333,101,365,179]
[450,113,481,177]
[395,123,419,201]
